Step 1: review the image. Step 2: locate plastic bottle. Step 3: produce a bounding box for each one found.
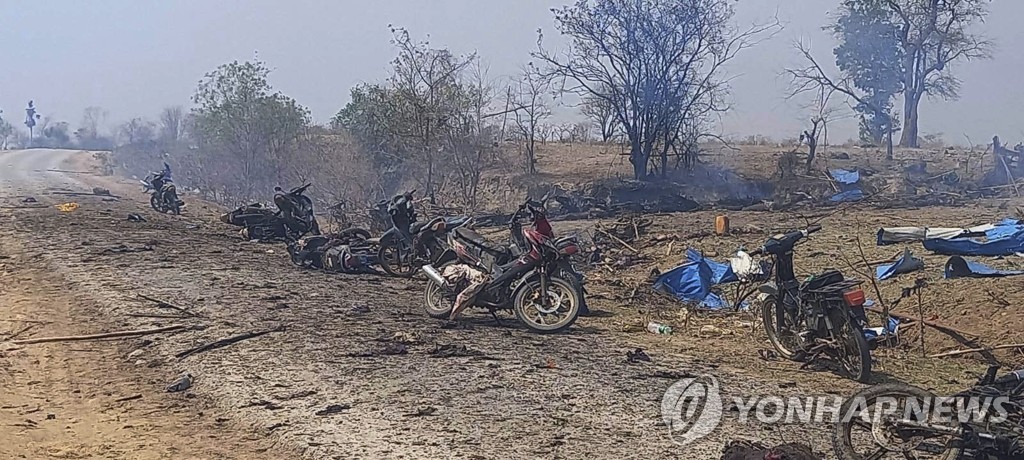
[646,321,673,335]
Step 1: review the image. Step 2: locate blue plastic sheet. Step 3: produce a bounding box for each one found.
[923,219,1024,256]
[830,169,860,185]
[863,317,900,341]
[875,249,924,280]
[944,255,1024,279]
[653,249,738,309]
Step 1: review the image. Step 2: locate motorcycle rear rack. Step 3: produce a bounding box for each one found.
[803,279,862,295]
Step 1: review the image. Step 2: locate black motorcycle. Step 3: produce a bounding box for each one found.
[751,225,873,383]
[274,183,321,237]
[141,166,183,215]
[376,190,470,277]
[220,184,321,242]
[834,365,1024,459]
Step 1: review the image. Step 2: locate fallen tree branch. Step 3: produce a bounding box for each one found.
[176,326,285,360]
[136,294,197,317]
[929,343,1024,359]
[864,306,978,339]
[11,325,186,345]
[595,226,639,253]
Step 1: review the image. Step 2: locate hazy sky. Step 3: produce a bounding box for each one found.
[2,0,1022,144]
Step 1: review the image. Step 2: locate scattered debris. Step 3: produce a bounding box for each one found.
[127,213,147,222]
[626,348,651,363]
[166,373,194,392]
[21,196,37,203]
[429,343,482,358]
[349,304,371,314]
[721,439,823,460]
[114,394,143,403]
[176,325,285,360]
[101,244,154,254]
[315,404,351,416]
[403,406,438,417]
[55,202,79,212]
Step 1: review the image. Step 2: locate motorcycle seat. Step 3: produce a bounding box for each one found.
[445,216,471,228]
[455,227,509,256]
[410,221,427,234]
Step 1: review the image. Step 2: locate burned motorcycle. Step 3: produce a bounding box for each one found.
[833,365,1024,459]
[287,228,376,272]
[141,163,184,215]
[752,225,873,383]
[219,184,321,242]
[419,198,582,334]
[376,190,470,277]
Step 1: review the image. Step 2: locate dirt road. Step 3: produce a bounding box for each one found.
[1,149,863,459]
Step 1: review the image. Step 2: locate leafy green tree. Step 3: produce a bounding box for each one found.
[191,58,310,198]
[832,0,903,144]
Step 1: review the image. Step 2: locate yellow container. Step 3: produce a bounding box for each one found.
[715,215,730,235]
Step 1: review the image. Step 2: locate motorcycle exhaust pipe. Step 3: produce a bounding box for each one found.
[421,264,449,289]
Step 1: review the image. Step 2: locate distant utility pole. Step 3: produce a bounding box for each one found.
[25,100,38,145]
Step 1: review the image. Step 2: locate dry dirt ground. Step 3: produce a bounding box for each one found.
[2,148,1022,459]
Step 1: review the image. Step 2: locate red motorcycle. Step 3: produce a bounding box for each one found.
[420,198,582,333]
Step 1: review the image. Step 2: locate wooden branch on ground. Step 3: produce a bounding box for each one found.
[48,191,122,199]
[176,326,285,360]
[136,294,197,317]
[595,226,639,253]
[930,343,1024,359]
[11,325,186,345]
[864,306,978,338]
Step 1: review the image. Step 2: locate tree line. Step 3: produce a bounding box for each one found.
[2,0,992,208]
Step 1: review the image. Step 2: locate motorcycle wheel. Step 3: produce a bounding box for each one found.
[833,383,962,460]
[423,263,455,319]
[761,295,801,360]
[831,306,873,383]
[150,194,162,212]
[512,276,580,334]
[170,196,181,215]
[339,227,372,242]
[377,240,417,278]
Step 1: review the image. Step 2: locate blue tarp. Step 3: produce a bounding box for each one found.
[875,249,924,280]
[923,218,1024,256]
[829,169,864,202]
[653,249,739,309]
[944,255,1024,279]
[864,317,900,341]
[830,169,860,185]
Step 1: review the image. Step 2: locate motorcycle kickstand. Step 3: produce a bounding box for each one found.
[489,309,502,326]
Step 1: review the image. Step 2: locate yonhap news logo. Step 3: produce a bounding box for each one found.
[660,375,724,446]
[660,374,1012,446]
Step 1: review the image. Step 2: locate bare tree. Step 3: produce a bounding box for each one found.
[158,106,186,143]
[510,64,550,174]
[580,84,618,142]
[786,41,896,160]
[118,118,156,145]
[534,0,780,179]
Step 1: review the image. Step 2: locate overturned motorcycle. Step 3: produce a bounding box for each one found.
[287,229,377,273]
[219,183,323,242]
[419,203,582,334]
